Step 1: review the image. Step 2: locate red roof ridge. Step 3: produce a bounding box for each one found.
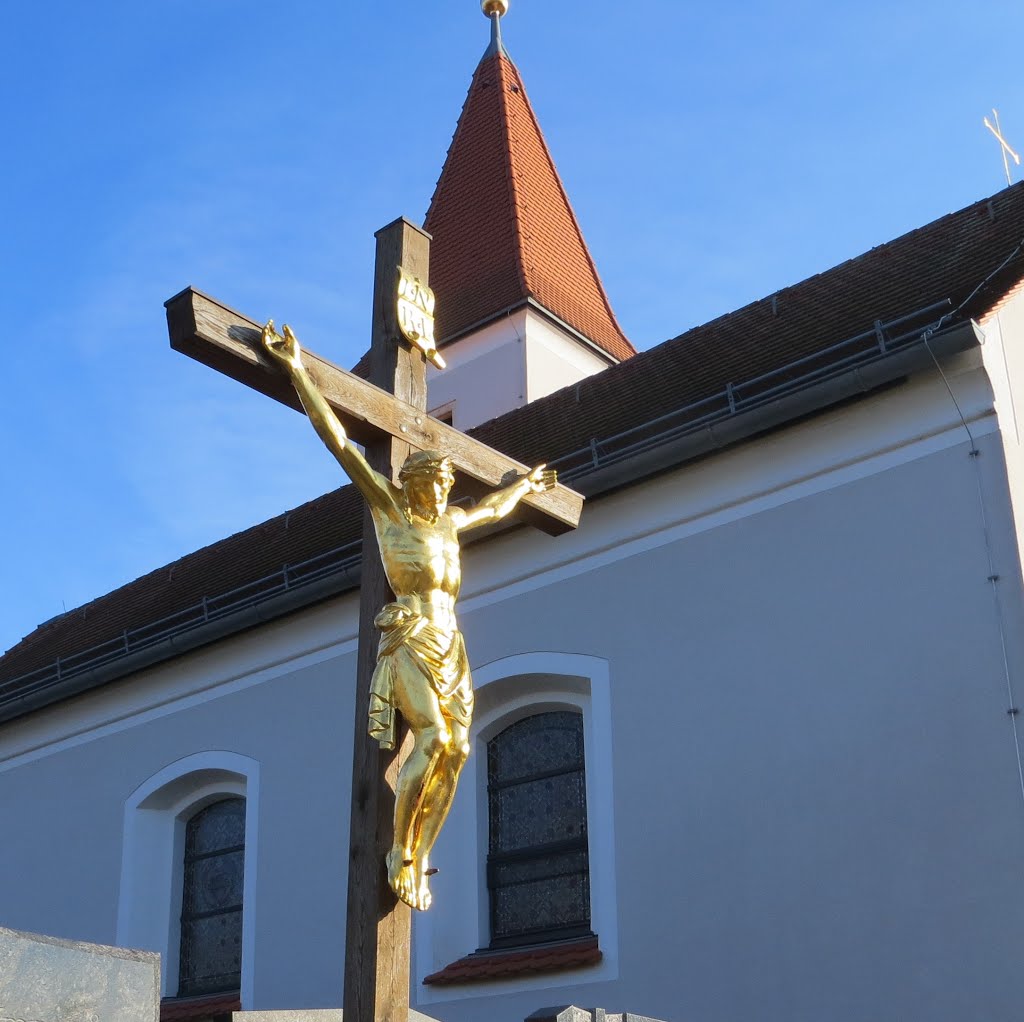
[497,52,630,352]
[493,52,531,302]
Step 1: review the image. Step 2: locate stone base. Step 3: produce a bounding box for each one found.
[233,1012,440,1022]
[0,924,160,1022]
[527,1008,667,1022]
[234,1008,665,1022]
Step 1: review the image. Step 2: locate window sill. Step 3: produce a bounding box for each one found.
[160,992,241,1021]
[422,935,601,986]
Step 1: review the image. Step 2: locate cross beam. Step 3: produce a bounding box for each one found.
[165,287,583,535]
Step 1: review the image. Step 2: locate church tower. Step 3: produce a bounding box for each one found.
[423,2,635,430]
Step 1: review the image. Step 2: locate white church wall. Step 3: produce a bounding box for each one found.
[415,351,1024,1020]
[427,314,527,430]
[980,288,1024,563]
[522,310,611,403]
[421,424,1024,1022]
[425,307,612,430]
[1,353,1023,1021]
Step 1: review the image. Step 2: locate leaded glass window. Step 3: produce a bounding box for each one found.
[486,711,592,948]
[178,797,245,996]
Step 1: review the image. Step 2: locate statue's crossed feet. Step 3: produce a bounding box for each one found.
[387,848,433,911]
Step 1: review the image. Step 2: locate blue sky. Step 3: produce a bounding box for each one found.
[2,0,1022,657]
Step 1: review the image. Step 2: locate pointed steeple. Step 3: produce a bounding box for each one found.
[424,6,635,363]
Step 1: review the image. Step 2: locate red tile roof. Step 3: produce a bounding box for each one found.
[422,935,602,986]
[160,993,240,1021]
[424,46,635,362]
[2,183,1024,699]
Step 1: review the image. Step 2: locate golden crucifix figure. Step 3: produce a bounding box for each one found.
[261,321,556,910]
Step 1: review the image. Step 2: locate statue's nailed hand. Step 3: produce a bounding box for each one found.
[526,464,557,493]
[261,320,303,373]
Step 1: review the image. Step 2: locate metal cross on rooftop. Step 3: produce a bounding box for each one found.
[984,108,1021,187]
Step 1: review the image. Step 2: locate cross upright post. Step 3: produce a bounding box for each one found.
[342,217,429,1022]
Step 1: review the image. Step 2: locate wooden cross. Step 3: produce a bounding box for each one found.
[164,217,583,1022]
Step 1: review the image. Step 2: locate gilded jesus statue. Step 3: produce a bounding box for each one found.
[261,321,556,910]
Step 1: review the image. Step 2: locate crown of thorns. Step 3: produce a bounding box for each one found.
[399,450,454,481]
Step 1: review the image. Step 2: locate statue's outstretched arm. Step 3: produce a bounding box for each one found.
[261,321,399,515]
[451,465,557,532]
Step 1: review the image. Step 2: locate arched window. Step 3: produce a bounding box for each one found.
[486,710,591,948]
[118,752,259,1004]
[178,797,246,997]
[415,655,618,997]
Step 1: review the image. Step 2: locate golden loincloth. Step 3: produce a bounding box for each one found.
[368,603,474,751]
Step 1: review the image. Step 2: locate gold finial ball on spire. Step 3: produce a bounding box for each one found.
[482,0,509,17]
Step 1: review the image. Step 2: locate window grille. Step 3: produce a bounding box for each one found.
[178,797,245,996]
[486,711,592,947]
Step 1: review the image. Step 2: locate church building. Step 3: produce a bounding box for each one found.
[3,8,1024,1022]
